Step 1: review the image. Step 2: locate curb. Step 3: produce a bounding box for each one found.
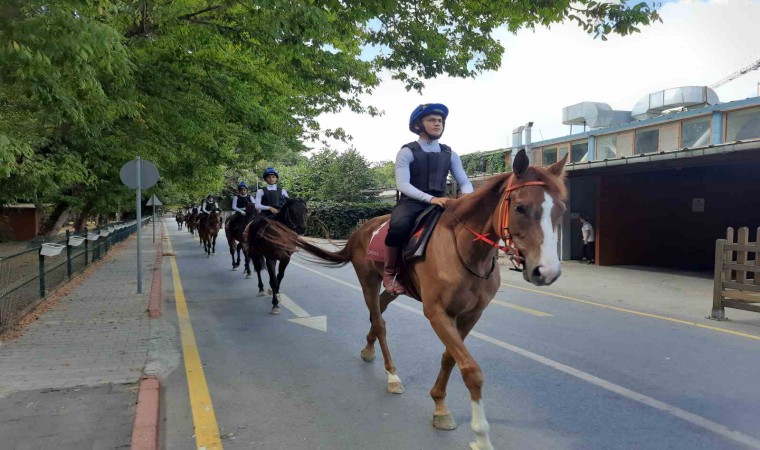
[148,225,163,318]
[131,377,161,450]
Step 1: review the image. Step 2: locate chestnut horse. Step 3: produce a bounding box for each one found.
[243,198,307,314]
[198,210,222,256]
[261,150,567,449]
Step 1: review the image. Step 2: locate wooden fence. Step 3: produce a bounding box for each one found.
[711,227,760,320]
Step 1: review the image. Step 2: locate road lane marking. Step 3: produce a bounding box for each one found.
[279,293,327,332]
[164,226,223,450]
[491,299,553,317]
[501,282,760,341]
[295,261,760,449]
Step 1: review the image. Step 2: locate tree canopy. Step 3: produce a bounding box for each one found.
[0,0,660,233]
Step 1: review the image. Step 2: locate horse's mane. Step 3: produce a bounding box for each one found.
[447,166,567,219]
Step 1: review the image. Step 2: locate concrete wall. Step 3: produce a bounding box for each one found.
[596,161,760,270]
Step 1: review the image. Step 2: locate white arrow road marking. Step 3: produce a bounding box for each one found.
[279,294,327,332]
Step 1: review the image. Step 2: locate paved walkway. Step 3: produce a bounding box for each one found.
[0,223,177,449]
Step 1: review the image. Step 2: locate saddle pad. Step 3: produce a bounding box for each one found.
[366,221,390,262]
[366,206,443,263]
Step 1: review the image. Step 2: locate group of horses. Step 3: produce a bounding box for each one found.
[176,209,222,257]
[172,151,567,450]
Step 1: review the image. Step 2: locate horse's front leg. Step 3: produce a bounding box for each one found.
[275,256,290,292]
[211,234,216,255]
[229,241,238,270]
[426,306,492,450]
[266,256,280,314]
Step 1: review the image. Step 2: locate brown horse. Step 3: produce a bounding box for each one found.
[186,211,198,236]
[261,150,567,449]
[198,210,222,256]
[176,211,185,230]
[224,204,257,271]
[243,198,307,314]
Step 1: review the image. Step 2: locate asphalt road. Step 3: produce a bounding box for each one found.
[160,222,760,450]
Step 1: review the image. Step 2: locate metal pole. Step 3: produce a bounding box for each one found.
[38,253,46,298]
[84,227,89,266]
[136,156,143,294]
[152,203,156,243]
[66,230,72,280]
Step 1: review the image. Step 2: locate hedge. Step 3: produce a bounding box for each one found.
[305,201,393,239]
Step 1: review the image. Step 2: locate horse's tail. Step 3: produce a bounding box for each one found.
[259,220,351,267]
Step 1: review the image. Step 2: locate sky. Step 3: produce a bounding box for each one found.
[316,0,760,163]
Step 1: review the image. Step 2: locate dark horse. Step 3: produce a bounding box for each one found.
[186,211,198,236]
[198,210,222,256]
[261,151,567,449]
[224,204,257,271]
[176,211,185,230]
[243,198,307,314]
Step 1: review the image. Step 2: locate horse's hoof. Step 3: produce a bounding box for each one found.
[387,381,405,394]
[267,288,273,295]
[245,274,252,279]
[257,290,266,297]
[231,267,238,271]
[360,348,375,362]
[270,306,281,315]
[469,442,493,450]
[432,414,458,430]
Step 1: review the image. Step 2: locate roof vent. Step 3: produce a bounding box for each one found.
[631,86,719,121]
[562,102,632,129]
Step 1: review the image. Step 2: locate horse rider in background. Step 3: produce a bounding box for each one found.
[255,167,289,219]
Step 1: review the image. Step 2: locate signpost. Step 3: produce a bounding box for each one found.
[146,194,163,243]
[119,157,160,293]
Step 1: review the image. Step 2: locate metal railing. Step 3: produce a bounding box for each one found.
[0,218,149,334]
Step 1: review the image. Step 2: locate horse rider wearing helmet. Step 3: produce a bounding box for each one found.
[255,167,289,218]
[383,103,474,295]
[232,182,256,217]
[199,194,219,221]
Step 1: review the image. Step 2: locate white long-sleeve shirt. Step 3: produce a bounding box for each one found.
[395,138,474,203]
[231,194,255,214]
[582,222,595,243]
[255,185,289,212]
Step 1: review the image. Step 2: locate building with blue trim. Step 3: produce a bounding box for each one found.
[501,88,760,270]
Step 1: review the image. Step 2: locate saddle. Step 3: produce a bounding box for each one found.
[366,205,443,263]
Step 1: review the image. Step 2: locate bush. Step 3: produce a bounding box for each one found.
[305,201,393,239]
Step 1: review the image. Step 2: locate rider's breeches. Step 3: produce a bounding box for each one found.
[385,198,429,247]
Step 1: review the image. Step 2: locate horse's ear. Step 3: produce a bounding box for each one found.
[513,149,529,177]
[548,153,568,177]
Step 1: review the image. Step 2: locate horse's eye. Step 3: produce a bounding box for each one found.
[515,205,527,215]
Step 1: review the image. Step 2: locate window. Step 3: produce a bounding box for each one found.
[635,128,659,154]
[570,141,588,163]
[543,147,557,165]
[681,117,710,148]
[726,107,760,142]
[558,146,569,161]
[596,135,617,159]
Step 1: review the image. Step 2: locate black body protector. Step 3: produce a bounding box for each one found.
[235,195,253,211]
[386,141,451,247]
[260,187,285,218]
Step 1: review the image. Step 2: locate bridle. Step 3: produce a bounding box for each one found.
[447,175,547,275]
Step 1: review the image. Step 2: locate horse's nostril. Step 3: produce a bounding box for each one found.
[532,266,542,279]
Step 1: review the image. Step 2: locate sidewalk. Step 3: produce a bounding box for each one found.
[0,223,177,449]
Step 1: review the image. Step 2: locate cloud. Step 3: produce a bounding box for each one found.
[317,0,760,162]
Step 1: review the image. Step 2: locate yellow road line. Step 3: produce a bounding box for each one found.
[164,226,223,449]
[501,282,760,341]
[491,299,553,317]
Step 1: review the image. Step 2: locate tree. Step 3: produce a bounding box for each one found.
[1,0,660,234]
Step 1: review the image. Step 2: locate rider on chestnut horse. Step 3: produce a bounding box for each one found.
[384,103,474,295]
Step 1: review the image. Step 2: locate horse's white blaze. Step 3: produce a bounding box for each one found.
[470,400,493,450]
[538,191,561,282]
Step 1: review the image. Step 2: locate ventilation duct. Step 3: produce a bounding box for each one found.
[562,102,633,129]
[631,86,719,121]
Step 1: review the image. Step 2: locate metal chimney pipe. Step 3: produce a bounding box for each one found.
[512,126,525,149]
[525,122,534,163]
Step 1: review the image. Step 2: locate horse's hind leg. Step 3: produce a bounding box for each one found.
[266,257,280,314]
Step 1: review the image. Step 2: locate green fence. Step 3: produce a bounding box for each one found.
[0,218,149,334]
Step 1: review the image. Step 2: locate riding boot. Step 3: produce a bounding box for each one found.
[383,246,405,295]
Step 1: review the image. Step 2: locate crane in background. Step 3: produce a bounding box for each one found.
[709,56,760,90]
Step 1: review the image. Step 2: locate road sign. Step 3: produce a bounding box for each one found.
[120,159,160,189]
[146,194,163,206]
